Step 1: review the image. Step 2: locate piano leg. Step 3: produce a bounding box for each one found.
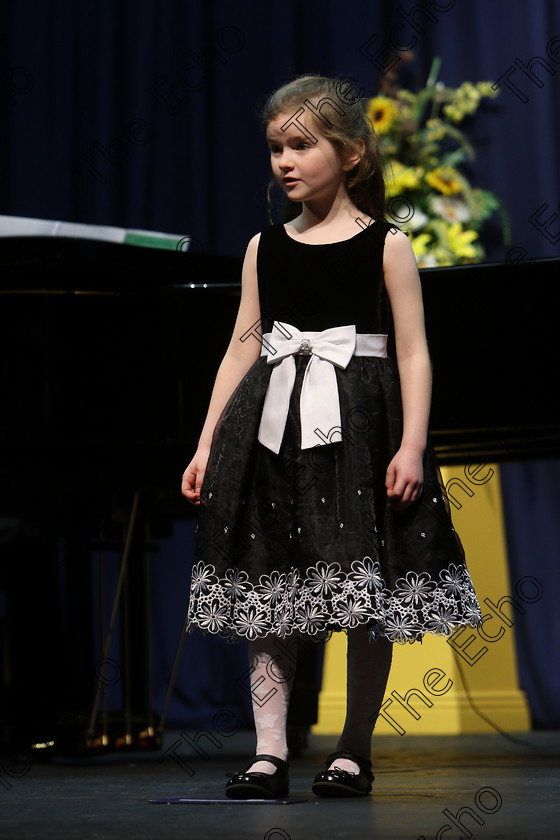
[87,490,161,752]
[0,516,63,758]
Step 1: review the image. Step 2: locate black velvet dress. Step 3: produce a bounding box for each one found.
[185,221,482,644]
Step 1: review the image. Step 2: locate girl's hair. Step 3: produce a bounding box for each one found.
[260,74,386,223]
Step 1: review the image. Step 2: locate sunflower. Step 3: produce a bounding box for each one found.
[366,96,399,134]
[425,167,463,195]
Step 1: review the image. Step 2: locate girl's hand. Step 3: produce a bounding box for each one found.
[181,447,210,505]
[385,446,424,511]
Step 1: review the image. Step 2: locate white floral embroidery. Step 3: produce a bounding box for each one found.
[186,557,483,645]
[286,569,303,602]
[197,598,230,634]
[439,563,465,597]
[190,561,218,595]
[463,599,483,624]
[222,568,252,601]
[306,560,345,597]
[296,601,327,634]
[274,605,292,637]
[424,605,459,635]
[233,605,269,640]
[348,556,384,593]
[254,571,286,607]
[384,612,420,643]
[394,571,437,608]
[332,593,370,628]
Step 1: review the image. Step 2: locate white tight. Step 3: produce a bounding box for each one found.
[246,628,393,775]
[245,633,296,774]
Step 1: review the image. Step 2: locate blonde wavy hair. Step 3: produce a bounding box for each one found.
[260,74,387,223]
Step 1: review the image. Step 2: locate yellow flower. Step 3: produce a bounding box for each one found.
[458,81,480,103]
[409,233,432,259]
[432,246,455,266]
[366,96,399,134]
[424,118,446,141]
[425,167,463,195]
[444,222,479,258]
[442,103,464,123]
[385,160,423,197]
[476,81,498,97]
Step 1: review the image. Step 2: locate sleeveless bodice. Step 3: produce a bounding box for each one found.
[256,220,396,337]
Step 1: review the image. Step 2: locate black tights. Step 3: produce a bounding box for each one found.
[246,628,393,774]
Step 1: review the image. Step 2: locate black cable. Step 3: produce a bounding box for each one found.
[451,647,556,752]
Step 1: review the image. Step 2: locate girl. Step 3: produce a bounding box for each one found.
[181,74,482,799]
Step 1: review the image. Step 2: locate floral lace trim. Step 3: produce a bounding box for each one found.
[186,556,482,645]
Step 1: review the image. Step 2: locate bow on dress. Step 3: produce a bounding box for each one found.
[257,322,357,454]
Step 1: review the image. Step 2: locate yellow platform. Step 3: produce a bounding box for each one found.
[313,464,532,736]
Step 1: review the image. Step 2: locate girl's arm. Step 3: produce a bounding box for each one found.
[182,233,262,504]
[382,228,432,510]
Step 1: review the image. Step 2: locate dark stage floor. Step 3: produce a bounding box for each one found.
[1,730,559,839]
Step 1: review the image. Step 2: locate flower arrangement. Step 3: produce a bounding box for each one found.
[366,57,509,267]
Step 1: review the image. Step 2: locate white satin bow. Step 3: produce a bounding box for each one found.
[257,322,358,454]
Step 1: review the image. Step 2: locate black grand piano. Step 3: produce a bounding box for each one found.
[1,229,558,758]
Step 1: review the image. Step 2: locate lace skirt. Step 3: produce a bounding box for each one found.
[186,353,482,644]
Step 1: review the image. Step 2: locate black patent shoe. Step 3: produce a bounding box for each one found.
[312,750,374,797]
[225,753,289,799]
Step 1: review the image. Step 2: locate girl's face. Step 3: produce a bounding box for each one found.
[266,110,354,206]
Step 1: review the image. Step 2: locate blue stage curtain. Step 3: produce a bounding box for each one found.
[149,520,254,730]
[2,0,560,259]
[499,462,560,729]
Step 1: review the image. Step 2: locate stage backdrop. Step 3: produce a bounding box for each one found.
[2,0,560,260]
[2,0,559,730]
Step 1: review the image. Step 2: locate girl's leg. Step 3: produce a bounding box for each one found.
[245,633,297,774]
[328,628,393,774]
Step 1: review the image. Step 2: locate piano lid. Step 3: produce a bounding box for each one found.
[0,213,189,250]
[0,233,558,464]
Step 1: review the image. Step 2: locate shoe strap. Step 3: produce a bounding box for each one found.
[326,751,372,775]
[249,754,288,769]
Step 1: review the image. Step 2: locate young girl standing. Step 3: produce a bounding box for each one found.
[182,74,482,799]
